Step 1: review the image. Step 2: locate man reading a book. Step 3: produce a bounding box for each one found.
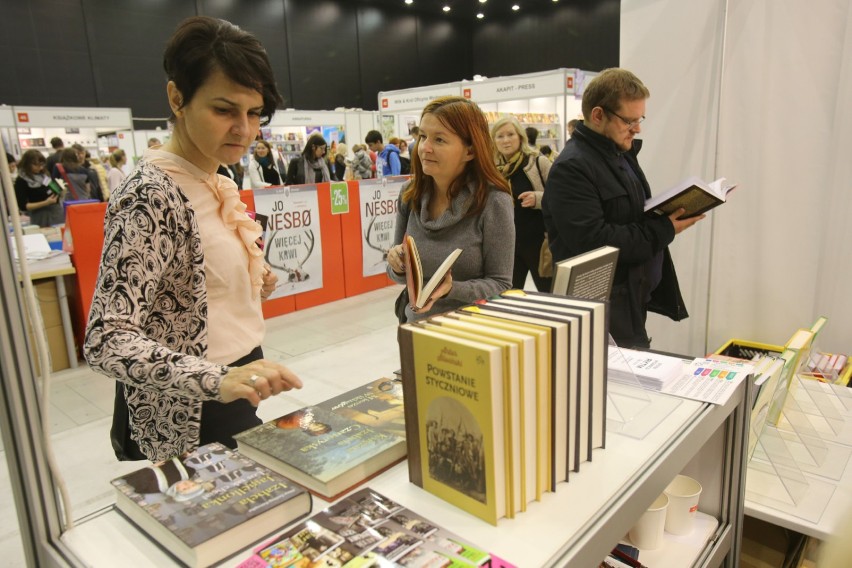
[542,68,703,348]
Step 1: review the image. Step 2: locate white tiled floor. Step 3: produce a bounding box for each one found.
[0,285,404,568]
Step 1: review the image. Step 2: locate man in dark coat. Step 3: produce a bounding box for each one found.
[542,68,704,348]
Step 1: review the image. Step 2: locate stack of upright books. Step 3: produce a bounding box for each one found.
[398,290,609,525]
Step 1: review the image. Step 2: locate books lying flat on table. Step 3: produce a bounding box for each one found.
[404,234,463,309]
[110,442,311,568]
[644,176,738,219]
[551,245,619,301]
[235,377,406,501]
[238,487,501,568]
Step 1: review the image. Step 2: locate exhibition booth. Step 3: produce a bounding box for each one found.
[250,109,378,187]
[12,106,137,169]
[379,69,596,152]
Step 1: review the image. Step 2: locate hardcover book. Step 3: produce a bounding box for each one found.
[110,442,311,568]
[238,487,493,567]
[235,381,407,501]
[550,245,619,302]
[404,234,463,309]
[644,176,738,219]
[398,324,508,525]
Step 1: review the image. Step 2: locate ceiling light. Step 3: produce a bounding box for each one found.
[443,5,451,12]
[479,0,487,3]
[512,4,520,10]
[477,12,484,19]
[405,0,413,4]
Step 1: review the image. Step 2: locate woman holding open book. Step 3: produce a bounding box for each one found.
[386,96,515,321]
[85,17,302,463]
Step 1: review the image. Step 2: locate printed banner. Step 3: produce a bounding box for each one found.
[252,186,323,298]
[359,179,403,277]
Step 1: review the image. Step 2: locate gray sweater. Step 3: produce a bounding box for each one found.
[388,180,515,320]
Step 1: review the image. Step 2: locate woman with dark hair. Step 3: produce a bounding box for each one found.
[14,149,64,227]
[385,96,515,322]
[285,134,330,185]
[491,115,553,292]
[247,139,281,188]
[85,16,302,463]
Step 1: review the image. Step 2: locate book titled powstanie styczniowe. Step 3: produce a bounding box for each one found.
[110,442,311,568]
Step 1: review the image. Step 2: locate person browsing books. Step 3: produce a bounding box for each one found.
[84,16,303,463]
[491,115,553,292]
[386,96,515,321]
[542,68,704,348]
[14,149,65,227]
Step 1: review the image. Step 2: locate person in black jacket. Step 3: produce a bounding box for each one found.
[542,68,704,348]
[286,134,330,185]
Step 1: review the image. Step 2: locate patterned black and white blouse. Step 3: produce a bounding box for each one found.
[85,159,228,462]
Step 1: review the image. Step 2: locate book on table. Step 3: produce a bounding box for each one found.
[110,442,311,568]
[462,302,575,485]
[550,245,619,302]
[451,311,552,493]
[398,323,509,525]
[644,176,738,219]
[234,377,406,501]
[403,234,463,309]
[237,487,498,568]
[418,316,529,516]
[498,290,609,459]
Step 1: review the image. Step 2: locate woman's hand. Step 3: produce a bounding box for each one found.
[412,272,453,314]
[388,244,407,274]
[517,191,536,208]
[219,359,303,406]
[261,263,277,300]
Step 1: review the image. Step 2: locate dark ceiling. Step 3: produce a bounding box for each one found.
[361,0,593,21]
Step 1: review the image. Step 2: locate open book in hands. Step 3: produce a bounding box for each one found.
[403,235,462,309]
[644,176,738,219]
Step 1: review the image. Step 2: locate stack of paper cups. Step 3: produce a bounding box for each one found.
[628,494,668,549]
[664,475,702,535]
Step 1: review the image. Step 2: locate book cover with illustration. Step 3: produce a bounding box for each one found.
[235,401,406,501]
[110,442,311,568]
[399,324,508,525]
[238,487,494,568]
[315,377,406,440]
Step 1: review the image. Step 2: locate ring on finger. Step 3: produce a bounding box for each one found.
[249,374,261,387]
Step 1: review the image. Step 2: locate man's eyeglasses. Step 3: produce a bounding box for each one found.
[603,108,645,129]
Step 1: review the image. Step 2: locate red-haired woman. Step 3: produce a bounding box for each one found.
[386,96,515,322]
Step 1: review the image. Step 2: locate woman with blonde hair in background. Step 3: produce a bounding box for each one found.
[107,149,128,196]
[491,115,553,292]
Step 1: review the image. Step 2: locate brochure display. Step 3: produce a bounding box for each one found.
[607,340,682,440]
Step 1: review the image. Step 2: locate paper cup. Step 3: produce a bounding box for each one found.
[664,475,702,535]
[628,493,668,550]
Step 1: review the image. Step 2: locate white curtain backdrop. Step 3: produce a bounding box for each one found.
[622,0,852,356]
